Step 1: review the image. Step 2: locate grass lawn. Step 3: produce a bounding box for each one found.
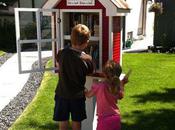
[121,53,175,130]
[0,50,5,56]
[9,53,175,130]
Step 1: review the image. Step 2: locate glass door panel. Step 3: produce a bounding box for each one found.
[15,8,59,73]
[61,11,101,70]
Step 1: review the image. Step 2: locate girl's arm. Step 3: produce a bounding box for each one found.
[118,82,124,99]
[84,88,95,98]
[118,76,129,99]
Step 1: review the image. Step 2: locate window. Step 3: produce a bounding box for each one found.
[137,0,147,36]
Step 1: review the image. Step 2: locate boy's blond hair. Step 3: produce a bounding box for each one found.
[71,24,91,46]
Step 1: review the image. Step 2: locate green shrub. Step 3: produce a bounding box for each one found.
[0,21,16,52]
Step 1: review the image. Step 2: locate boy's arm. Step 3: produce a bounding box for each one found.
[80,52,92,61]
[55,49,62,73]
[80,52,95,74]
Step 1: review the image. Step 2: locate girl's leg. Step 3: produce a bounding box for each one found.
[72,121,81,130]
[59,121,69,130]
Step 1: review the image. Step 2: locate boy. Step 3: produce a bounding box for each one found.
[53,24,94,130]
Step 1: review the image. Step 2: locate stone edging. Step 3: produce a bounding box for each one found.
[0,53,14,67]
[0,58,49,130]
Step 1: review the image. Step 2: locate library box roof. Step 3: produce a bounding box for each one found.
[42,0,130,16]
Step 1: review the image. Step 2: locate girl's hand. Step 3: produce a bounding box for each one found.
[122,76,129,84]
[122,69,131,84]
[84,88,88,93]
[84,89,95,98]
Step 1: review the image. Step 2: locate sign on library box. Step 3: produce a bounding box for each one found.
[67,0,95,6]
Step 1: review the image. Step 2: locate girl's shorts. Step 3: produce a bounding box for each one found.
[53,95,87,122]
[97,115,121,130]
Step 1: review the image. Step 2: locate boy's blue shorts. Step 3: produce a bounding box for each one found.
[53,95,87,122]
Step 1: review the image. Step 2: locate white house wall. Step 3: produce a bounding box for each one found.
[125,0,142,38]
[145,2,154,45]
[125,0,154,48]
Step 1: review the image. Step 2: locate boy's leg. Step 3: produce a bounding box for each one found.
[59,121,69,130]
[72,121,81,130]
[70,98,86,130]
[53,97,70,130]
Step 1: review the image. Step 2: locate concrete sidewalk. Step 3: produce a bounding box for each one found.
[0,51,52,111]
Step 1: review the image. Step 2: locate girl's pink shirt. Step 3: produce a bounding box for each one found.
[91,82,121,117]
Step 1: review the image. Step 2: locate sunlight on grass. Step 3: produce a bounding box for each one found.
[9,53,175,130]
[120,53,175,130]
[0,51,5,56]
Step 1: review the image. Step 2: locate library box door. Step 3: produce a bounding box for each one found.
[15,8,60,74]
[60,10,102,71]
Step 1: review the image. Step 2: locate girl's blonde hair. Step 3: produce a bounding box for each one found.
[71,24,91,46]
[103,60,122,94]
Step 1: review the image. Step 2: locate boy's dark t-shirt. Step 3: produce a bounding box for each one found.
[55,47,93,99]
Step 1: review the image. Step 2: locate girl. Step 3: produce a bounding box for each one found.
[85,60,129,130]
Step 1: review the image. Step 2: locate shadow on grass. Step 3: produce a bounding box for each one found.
[122,109,175,130]
[24,121,58,130]
[21,121,72,130]
[0,47,16,53]
[131,88,175,103]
